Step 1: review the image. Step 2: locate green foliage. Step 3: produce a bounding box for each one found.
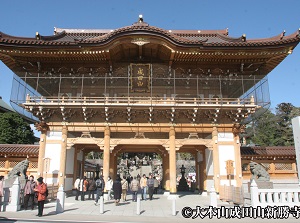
[244,103,300,146]
[179,152,194,160]
[86,151,103,159]
[248,109,279,146]
[0,112,35,144]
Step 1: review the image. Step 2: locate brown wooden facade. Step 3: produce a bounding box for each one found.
[0,16,299,193]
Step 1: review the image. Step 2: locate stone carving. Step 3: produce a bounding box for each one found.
[4,160,29,189]
[7,160,29,180]
[249,161,270,182]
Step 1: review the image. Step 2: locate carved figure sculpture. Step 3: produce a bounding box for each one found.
[7,159,29,180]
[249,161,270,182]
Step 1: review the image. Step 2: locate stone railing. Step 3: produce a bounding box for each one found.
[250,180,300,207]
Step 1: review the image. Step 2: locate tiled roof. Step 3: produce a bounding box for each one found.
[0,21,299,47]
[0,144,39,157]
[241,146,295,157]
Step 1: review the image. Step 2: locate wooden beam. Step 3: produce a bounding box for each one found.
[105,50,112,66]
[169,50,175,66]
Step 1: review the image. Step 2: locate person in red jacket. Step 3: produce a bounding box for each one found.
[34,177,47,217]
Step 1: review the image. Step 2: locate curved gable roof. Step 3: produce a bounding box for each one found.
[0,18,299,48]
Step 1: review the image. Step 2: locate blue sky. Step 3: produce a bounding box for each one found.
[0,0,300,111]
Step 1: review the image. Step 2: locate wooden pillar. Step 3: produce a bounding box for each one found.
[212,126,220,192]
[5,159,9,175]
[59,125,68,187]
[109,149,117,180]
[270,162,275,174]
[103,126,110,189]
[35,122,49,177]
[200,151,207,191]
[234,134,242,187]
[169,127,177,194]
[163,151,170,190]
[73,146,78,183]
[195,152,200,191]
[81,151,85,178]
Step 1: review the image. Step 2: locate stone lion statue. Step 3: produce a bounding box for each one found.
[249,161,270,182]
[7,159,29,180]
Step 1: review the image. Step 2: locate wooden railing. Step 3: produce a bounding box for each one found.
[47,183,59,201]
[25,95,256,108]
[219,185,244,205]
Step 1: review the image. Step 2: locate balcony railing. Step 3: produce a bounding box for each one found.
[24,95,257,109]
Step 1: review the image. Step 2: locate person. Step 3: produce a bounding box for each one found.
[74,176,80,201]
[121,176,128,202]
[130,176,139,202]
[23,175,36,210]
[34,177,47,217]
[94,175,105,205]
[112,175,122,206]
[105,176,113,201]
[140,174,147,200]
[0,175,4,208]
[87,178,96,200]
[79,176,88,201]
[153,176,159,194]
[147,174,155,200]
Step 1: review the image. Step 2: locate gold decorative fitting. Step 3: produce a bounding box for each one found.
[131,38,150,46]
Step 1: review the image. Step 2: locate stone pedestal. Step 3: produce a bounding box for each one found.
[56,185,65,214]
[5,177,21,212]
[247,180,273,192]
[177,177,189,191]
[210,186,217,207]
[177,165,189,191]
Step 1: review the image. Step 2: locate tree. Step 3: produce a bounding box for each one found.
[249,109,280,146]
[243,103,300,146]
[86,151,103,159]
[275,103,295,146]
[0,112,35,144]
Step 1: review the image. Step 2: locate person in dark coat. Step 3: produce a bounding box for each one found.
[94,175,105,205]
[112,174,122,206]
[88,178,96,200]
[147,174,155,200]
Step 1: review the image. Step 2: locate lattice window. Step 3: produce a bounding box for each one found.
[275,163,293,170]
[30,161,38,169]
[9,161,19,168]
[0,161,6,168]
[260,163,270,171]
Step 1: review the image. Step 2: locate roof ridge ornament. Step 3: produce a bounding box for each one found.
[132,14,149,27]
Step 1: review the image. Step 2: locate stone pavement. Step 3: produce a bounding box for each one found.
[1,192,299,223]
[0,192,233,222]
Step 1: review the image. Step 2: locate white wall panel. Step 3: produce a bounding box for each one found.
[218,132,234,142]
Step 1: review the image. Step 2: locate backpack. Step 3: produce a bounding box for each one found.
[96,179,102,188]
[44,183,48,197]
